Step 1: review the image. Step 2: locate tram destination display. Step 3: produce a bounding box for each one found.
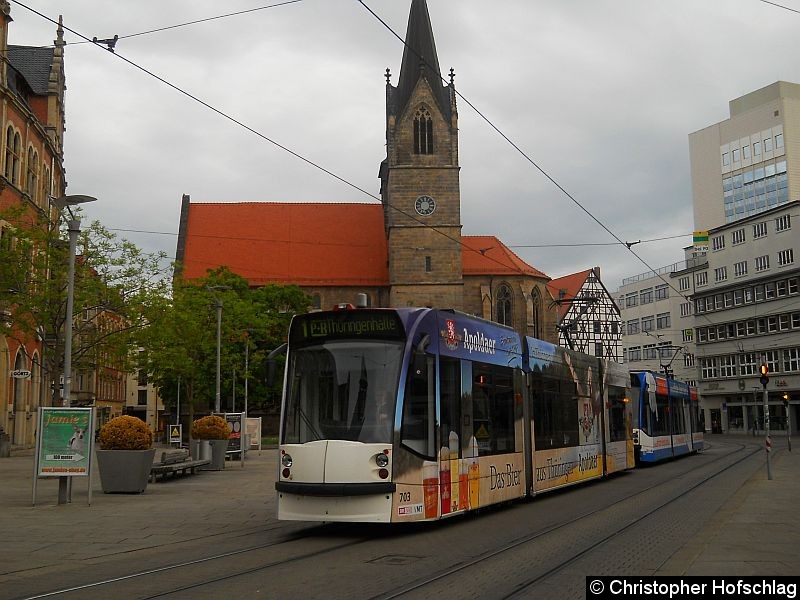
[291,310,405,344]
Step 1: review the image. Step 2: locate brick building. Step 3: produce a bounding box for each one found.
[0,3,67,448]
[176,0,558,343]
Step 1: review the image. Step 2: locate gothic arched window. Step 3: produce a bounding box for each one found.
[531,288,542,339]
[413,107,433,154]
[496,284,513,326]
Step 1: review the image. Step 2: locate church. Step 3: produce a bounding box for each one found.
[176,0,559,345]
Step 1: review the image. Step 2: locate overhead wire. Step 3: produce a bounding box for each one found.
[15,0,538,278]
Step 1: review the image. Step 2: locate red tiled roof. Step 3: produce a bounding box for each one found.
[462,236,549,279]
[179,204,550,287]
[546,269,593,320]
[180,202,389,286]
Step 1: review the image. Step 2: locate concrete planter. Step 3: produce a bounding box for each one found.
[96,448,156,494]
[205,439,228,470]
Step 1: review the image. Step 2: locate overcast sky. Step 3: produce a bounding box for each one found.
[8,0,800,291]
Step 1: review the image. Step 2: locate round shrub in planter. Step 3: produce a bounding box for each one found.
[191,416,230,470]
[96,416,156,493]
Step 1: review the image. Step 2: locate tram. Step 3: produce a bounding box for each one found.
[629,371,704,464]
[275,306,635,523]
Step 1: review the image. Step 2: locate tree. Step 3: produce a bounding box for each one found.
[0,206,169,405]
[139,267,308,429]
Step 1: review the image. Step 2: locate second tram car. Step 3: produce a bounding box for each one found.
[629,370,704,464]
[276,307,635,523]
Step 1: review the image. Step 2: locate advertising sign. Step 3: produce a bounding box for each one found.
[246,417,262,450]
[225,412,243,454]
[693,230,709,252]
[36,407,93,477]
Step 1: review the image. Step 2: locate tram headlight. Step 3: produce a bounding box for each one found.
[375,453,389,468]
[281,453,293,468]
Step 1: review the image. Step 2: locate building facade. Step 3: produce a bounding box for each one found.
[0,4,66,449]
[688,82,800,434]
[617,251,702,389]
[547,267,622,362]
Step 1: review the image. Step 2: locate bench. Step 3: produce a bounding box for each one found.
[149,449,211,482]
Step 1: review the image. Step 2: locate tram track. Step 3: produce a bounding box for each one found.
[15,440,757,600]
[373,440,759,600]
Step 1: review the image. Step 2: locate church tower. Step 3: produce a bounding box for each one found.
[380,0,463,310]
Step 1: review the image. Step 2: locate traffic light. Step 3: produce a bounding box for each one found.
[759,363,770,388]
[784,393,790,408]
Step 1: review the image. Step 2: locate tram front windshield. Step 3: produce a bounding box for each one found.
[283,340,404,444]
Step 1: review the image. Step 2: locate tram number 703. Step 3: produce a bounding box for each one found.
[398,491,411,502]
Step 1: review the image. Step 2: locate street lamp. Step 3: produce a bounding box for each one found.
[206,285,231,414]
[50,195,97,408]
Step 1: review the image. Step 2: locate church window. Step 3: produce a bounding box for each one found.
[27,147,39,203]
[312,294,321,310]
[425,256,431,272]
[5,126,21,185]
[531,288,541,339]
[413,107,433,154]
[496,284,512,326]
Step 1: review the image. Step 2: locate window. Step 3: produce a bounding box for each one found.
[715,294,724,310]
[472,363,516,455]
[734,261,748,278]
[714,266,728,282]
[731,228,745,245]
[794,312,800,329]
[753,140,761,156]
[312,294,321,310]
[732,148,740,162]
[736,321,746,337]
[26,147,38,202]
[655,284,669,300]
[641,316,654,332]
[778,249,794,266]
[658,342,671,359]
[643,344,657,360]
[425,255,432,273]
[695,272,708,287]
[640,288,653,304]
[712,235,725,251]
[656,312,670,329]
[776,214,791,232]
[495,285,512,326]
[627,320,639,335]
[611,322,618,334]
[625,293,638,307]
[593,321,601,334]
[720,355,737,378]
[413,106,434,154]
[784,348,800,373]
[722,152,729,166]
[765,282,776,299]
[742,144,751,159]
[777,280,788,297]
[679,276,690,291]
[764,350,779,374]
[734,289,744,305]
[680,302,692,317]
[628,346,641,361]
[137,389,148,406]
[594,342,603,357]
[780,314,791,331]
[701,357,718,379]
[684,353,695,367]
[697,328,708,343]
[755,255,770,272]
[764,136,773,152]
[753,222,767,238]
[739,353,757,376]
[4,127,20,185]
[790,278,799,295]
[775,133,784,149]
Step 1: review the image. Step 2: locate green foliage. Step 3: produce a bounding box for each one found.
[139,267,309,416]
[0,205,170,401]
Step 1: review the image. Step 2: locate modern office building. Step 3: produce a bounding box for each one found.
[688,82,800,434]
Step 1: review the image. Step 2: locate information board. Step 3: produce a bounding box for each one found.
[36,407,94,477]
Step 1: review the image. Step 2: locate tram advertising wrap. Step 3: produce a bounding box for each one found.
[276,307,636,523]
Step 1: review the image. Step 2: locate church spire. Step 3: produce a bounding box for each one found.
[394,0,451,120]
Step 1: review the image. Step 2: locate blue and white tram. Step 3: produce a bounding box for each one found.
[629,371,704,464]
[276,307,634,523]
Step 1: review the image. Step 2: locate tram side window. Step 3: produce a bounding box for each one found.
[690,401,702,433]
[652,393,670,436]
[672,397,687,435]
[401,351,435,459]
[607,385,628,442]
[531,372,579,450]
[440,357,461,455]
[472,363,515,455]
